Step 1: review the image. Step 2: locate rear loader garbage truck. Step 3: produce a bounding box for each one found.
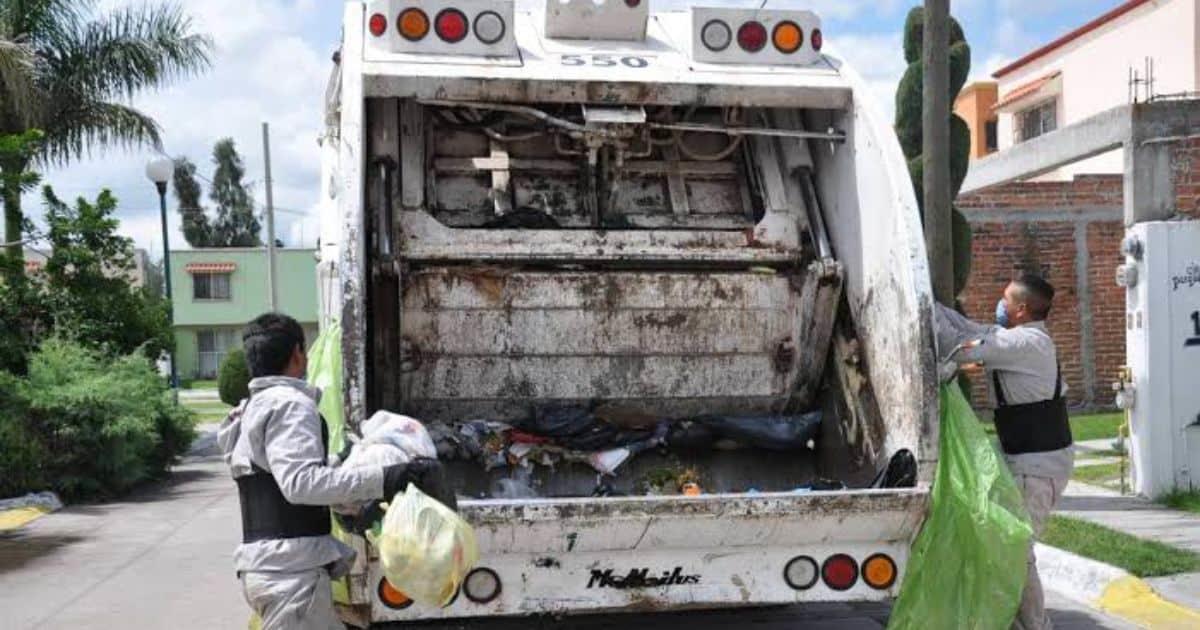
[316,1,940,625]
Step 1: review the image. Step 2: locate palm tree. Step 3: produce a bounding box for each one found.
[0,0,212,275]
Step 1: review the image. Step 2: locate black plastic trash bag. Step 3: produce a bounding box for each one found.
[694,412,822,451]
[513,407,658,452]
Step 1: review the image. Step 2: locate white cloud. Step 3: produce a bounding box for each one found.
[831,32,908,122]
[35,0,331,252]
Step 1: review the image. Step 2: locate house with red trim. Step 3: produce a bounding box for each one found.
[170,248,318,380]
[990,0,1198,178]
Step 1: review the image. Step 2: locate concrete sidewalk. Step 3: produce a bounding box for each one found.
[1050,480,1200,615]
[0,445,245,629]
[1060,481,1200,554]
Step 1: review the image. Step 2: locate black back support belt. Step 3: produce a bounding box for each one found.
[235,408,332,543]
[992,366,1073,456]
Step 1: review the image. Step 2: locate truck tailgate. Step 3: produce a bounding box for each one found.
[362,489,928,621]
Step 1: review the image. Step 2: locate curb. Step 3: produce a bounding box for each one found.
[1038,543,1200,629]
[0,492,62,532]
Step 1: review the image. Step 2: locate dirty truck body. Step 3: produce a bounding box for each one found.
[319,0,939,624]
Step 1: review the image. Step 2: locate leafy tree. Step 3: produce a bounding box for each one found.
[173,156,212,247]
[173,139,262,247]
[0,0,212,280]
[895,6,974,297]
[210,139,261,247]
[40,186,173,361]
[0,129,43,273]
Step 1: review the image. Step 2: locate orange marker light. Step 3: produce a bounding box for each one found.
[378,578,415,610]
[862,554,897,590]
[398,8,429,41]
[773,21,803,54]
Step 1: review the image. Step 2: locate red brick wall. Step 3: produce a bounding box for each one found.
[957,176,1124,410]
[950,138,1200,410]
[1088,220,1127,403]
[1173,137,1200,220]
[958,175,1124,209]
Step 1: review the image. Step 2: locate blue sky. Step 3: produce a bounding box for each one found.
[32,0,1121,257]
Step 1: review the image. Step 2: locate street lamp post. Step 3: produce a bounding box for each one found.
[146,157,178,400]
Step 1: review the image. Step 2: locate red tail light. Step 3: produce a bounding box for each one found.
[368,13,388,37]
[812,28,824,51]
[737,21,767,52]
[435,8,469,43]
[822,554,859,591]
[625,0,642,7]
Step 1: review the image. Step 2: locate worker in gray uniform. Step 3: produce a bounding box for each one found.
[218,313,456,630]
[934,274,1074,630]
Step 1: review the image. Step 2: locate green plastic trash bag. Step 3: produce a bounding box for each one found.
[306,322,346,458]
[888,384,1033,630]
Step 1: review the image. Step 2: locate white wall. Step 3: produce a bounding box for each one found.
[996,0,1199,179]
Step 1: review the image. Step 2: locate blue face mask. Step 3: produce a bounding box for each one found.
[995,299,1010,328]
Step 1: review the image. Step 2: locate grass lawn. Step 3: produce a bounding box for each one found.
[1070,412,1125,442]
[1043,515,1200,577]
[1161,490,1200,515]
[182,399,232,425]
[1072,462,1126,488]
[181,379,218,390]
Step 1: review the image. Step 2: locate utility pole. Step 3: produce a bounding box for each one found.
[262,122,279,312]
[923,0,954,305]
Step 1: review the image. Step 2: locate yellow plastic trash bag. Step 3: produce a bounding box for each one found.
[368,484,479,607]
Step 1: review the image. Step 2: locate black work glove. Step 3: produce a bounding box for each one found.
[383,458,458,512]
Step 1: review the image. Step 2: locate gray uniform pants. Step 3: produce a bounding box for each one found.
[1012,473,1070,630]
[241,569,344,630]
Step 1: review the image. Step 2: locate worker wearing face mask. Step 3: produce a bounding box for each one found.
[934,274,1074,630]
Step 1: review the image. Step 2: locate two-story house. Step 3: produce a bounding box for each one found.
[170,248,318,379]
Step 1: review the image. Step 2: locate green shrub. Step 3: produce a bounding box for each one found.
[3,339,196,501]
[218,348,251,406]
[0,372,46,497]
[896,6,975,297]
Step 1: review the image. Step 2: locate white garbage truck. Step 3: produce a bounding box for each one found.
[317,1,940,625]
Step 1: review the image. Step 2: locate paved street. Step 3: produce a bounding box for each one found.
[0,435,1134,630]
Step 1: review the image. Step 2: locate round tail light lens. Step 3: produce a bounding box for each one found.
[821,554,859,591]
[784,556,819,590]
[701,20,732,52]
[463,568,502,604]
[435,8,469,43]
[625,0,642,7]
[812,28,824,51]
[398,8,429,41]
[368,13,388,38]
[772,21,803,54]
[473,11,506,45]
[862,554,898,590]
[378,578,414,610]
[737,21,768,53]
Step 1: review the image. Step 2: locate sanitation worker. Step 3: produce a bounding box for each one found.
[934,274,1074,630]
[218,313,454,629]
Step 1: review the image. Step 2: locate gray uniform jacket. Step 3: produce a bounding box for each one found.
[218,376,385,574]
[934,304,1074,480]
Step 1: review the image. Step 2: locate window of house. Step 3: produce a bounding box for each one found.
[1016,100,1057,142]
[193,272,232,300]
[985,120,998,153]
[197,328,240,378]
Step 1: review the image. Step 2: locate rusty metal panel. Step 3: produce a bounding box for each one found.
[398,270,816,421]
